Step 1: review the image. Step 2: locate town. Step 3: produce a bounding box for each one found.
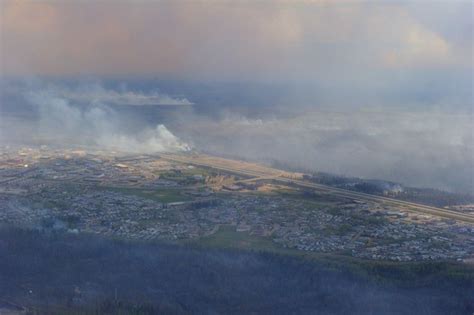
[1,145,473,263]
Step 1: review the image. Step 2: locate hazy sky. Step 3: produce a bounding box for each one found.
[0,1,473,193]
[1,1,472,82]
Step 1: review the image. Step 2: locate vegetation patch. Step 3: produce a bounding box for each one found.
[103,187,190,203]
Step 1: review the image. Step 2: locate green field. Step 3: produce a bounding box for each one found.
[104,187,190,203]
[190,225,348,261]
[190,225,474,285]
[195,225,282,251]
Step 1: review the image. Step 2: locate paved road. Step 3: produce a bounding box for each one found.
[159,154,474,224]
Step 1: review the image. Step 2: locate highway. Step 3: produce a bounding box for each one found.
[159,153,474,224]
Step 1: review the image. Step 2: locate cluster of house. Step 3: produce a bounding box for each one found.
[1,146,473,262]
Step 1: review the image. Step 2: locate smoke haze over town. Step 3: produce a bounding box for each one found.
[0,1,473,314]
[1,1,472,193]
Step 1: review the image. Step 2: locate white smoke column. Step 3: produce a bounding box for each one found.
[48,84,193,106]
[100,124,191,153]
[25,87,191,153]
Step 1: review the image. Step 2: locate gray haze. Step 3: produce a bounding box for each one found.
[0,0,472,193]
[1,82,472,194]
[0,84,191,153]
[175,109,473,194]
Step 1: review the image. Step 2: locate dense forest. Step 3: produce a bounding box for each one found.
[302,172,474,208]
[0,227,473,315]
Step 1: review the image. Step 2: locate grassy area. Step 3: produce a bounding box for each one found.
[274,188,343,206]
[156,166,215,180]
[191,225,347,260]
[194,225,281,252]
[190,225,474,285]
[181,166,216,177]
[104,187,190,203]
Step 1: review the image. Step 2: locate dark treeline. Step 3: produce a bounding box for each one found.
[301,172,474,208]
[266,160,474,208]
[0,227,473,315]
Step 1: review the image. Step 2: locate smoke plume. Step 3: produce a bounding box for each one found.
[20,87,191,153]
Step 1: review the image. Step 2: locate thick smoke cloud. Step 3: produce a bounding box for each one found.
[46,84,193,106]
[2,1,471,77]
[3,86,191,153]
[174,110,473,194]
[0,81,472,193]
